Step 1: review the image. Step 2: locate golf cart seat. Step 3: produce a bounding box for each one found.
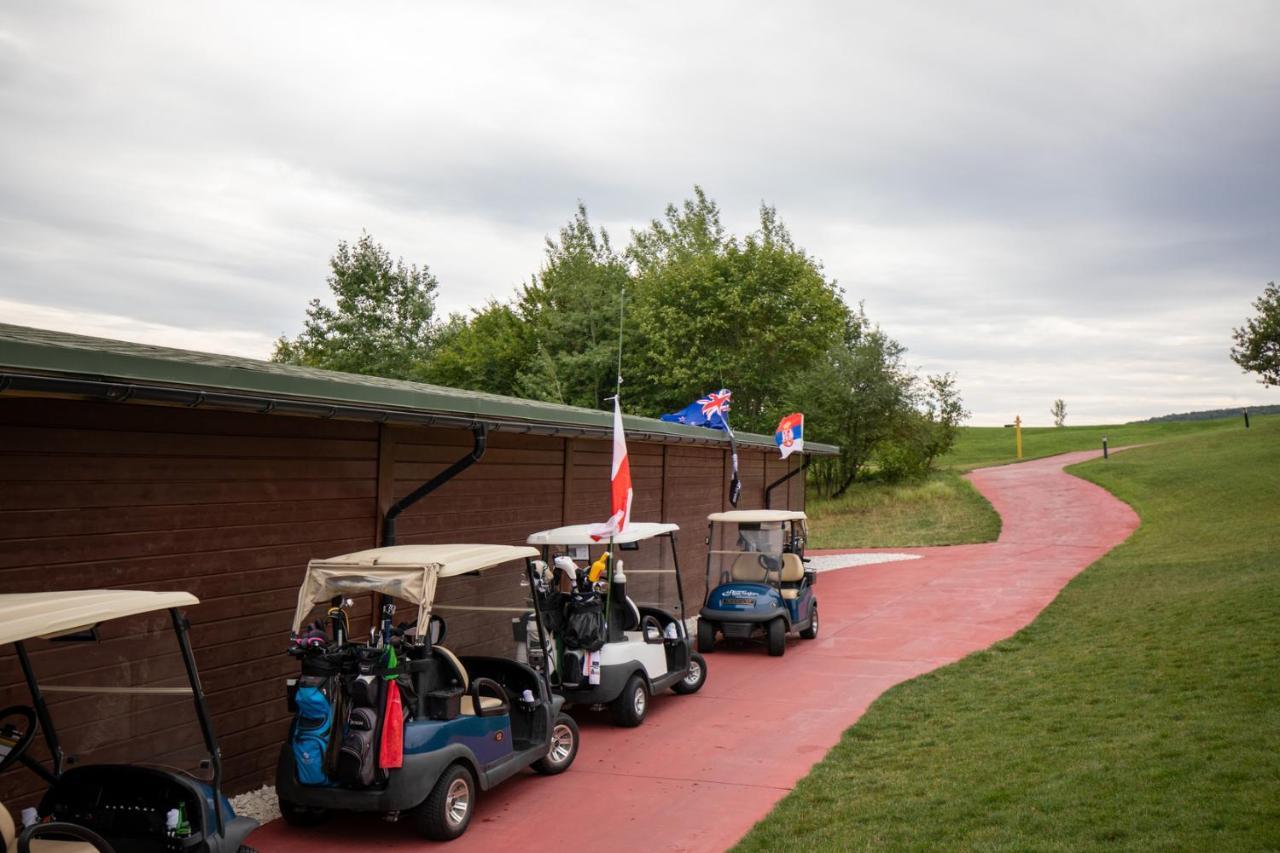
[778,554,805,600]
[730,554,773,583]
[1,802,104,853]
[432,645,505,715]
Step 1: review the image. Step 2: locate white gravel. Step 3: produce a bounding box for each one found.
[805,552,921,572]
[231,785,280,825]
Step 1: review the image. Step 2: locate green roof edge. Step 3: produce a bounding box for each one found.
[0,324,839,456]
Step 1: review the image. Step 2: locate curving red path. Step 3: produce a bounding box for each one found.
[249,449,1139,852]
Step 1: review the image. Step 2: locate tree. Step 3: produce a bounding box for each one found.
[1231,282,1280,387]
[915,373,969,468]
[422,302,532,396]
[793,308,916,497]
[1051,398,1067,427]
[273,233,438,380]
[627,188,847,432]
[517,204,630,409]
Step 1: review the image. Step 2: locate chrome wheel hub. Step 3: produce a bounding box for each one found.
[548,723,574,763]
[445,777,470,826]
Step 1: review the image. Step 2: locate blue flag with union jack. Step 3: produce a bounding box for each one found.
[661,389,741,505]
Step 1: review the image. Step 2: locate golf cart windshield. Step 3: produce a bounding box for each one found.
[525,522,684,614]
[707,511,808,587]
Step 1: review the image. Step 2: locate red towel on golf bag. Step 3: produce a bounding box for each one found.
[379,682,403,769]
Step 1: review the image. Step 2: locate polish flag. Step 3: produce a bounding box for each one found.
[589,396,633,541]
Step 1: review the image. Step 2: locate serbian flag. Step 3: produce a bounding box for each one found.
[775,413,804,459]
[588,396,633,541]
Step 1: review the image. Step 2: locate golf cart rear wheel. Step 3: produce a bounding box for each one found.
[672,652,707,695]
[767,618,786,657]
[278,796,329,827]
[532,713,579,775]
[800,604,819,639]
[415,763,476,841]
[610,673,648,727]
[697,618,716,653]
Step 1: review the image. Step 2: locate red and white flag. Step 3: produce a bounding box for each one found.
[589,396,633,541]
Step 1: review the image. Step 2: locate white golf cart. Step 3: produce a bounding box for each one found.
[525,522,707,727]
[0,590,259,853]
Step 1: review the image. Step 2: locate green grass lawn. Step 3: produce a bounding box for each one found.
[944,416,1250,471]
[807,472,1001,549]
[738,418,1280,851]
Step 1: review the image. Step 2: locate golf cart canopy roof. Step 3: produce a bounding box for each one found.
[526,522,679,546]
[293,544,539,632]
[0,590,200,646]
[707,509,807,524]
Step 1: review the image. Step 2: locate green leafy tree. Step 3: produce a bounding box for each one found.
[273,233,438,379]
[517,204,630,408]
[1051,398,1067,427]
[627,188,847,431]
[422,302,532,395]
[1231,282,1280,387]
[795,308,917,496]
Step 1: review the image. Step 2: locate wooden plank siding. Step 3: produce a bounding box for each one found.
[0,395,806,803]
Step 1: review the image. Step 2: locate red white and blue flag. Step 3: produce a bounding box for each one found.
[775,413,804,459]
[588,396,633,541]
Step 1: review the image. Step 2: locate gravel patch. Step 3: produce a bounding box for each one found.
[806,552,921,572]
[231,785,280,825]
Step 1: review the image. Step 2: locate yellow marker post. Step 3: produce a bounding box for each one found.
[1015,415,1023,459]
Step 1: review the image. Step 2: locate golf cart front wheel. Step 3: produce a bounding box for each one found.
[415,763,476,841]
[767,618,786,657]
[697,619,716,653]
[611,673,648,727]
[278,797,329,828]
[800,604,819,640]
[532,713,579,775]
[672,652,707,695]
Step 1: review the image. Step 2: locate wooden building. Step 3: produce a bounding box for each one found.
[0,323,834,799]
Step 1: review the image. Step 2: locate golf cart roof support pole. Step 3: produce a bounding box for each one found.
[704,520,714,605]
[764,456,811,509]
[668,531,686,621]
[14,641,62,785]
[381,424,488,547]
[523,558,555,696]
[170,608,224,838]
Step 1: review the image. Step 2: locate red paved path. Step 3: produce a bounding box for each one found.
[249,449,1138,852]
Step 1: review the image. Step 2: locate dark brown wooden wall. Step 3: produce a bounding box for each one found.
[0,395,805,802]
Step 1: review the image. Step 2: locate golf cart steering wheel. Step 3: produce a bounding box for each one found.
[757,554,781,579]
[0,705,38,775]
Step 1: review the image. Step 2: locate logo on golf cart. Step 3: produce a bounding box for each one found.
[495,731,504,742]
[720,588,763,606]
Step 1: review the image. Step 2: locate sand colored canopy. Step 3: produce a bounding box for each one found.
[0,590,199,646]
[707,509,807,523]
[526,522,678,547]
[292,544,539,632]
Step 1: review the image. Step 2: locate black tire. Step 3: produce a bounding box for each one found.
[800,604,819,640]
[671,651,707,695]
[697,618,716,653]
[531,713,579,775]
[278,797,328,828]
[238,848,260,853]
[414,763,476,841]
[767,618,786,657]
[610,673,648,727]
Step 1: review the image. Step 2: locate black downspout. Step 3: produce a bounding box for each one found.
[765,456,811,509]
[381,424,488,548]
[169,608,224,838]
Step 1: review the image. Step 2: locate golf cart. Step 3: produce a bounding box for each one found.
[0,590,259,853]
[697,510,818,657]
[275,544,579,842]
[525,523,707,727]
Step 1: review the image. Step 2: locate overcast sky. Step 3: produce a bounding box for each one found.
[1,2,1276,425]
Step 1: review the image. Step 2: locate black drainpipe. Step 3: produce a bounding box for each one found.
[382,423,488,547]
[764,456,811,509]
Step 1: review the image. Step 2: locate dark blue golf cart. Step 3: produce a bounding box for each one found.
[276,544,579,842]
[696,510,818,657]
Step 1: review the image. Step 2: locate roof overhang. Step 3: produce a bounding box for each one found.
[526,521,679,546]
[707,509,808,523]
[0,590,199,646]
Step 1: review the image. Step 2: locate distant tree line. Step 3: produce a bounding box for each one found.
[272,187,967,497]
[1136,405,1280,423]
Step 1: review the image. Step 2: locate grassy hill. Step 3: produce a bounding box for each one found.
[740,417,1280,850]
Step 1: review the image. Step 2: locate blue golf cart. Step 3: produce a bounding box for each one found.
[276,544,579,842]
[696,510,818,657]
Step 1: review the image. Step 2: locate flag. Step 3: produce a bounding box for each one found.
[662,389,741,506]
[588,396,633,541]
[659,388,732,431]
[775,413,804,459]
